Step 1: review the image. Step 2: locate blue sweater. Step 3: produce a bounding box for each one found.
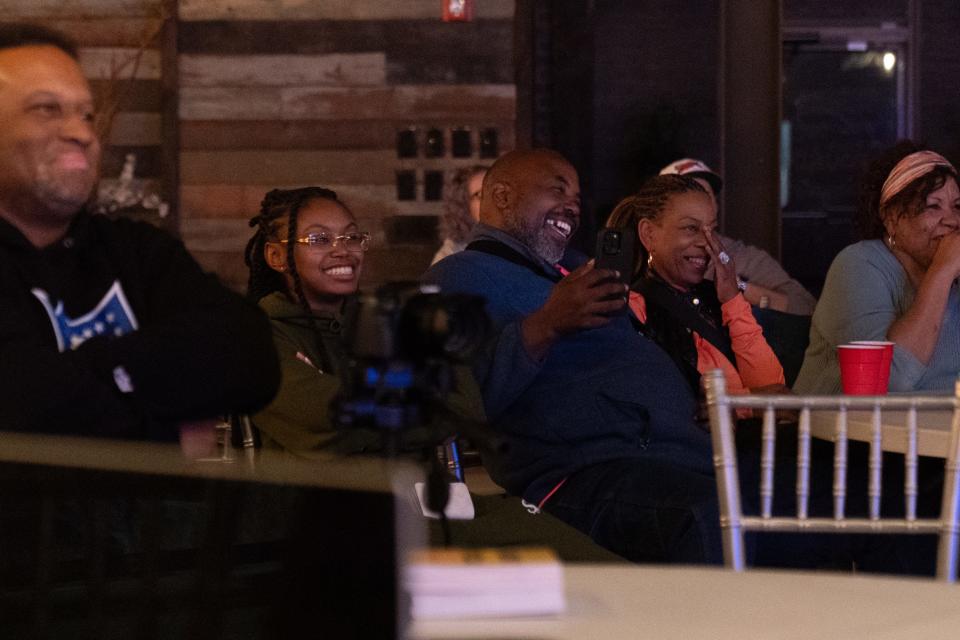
[423,225,712,504]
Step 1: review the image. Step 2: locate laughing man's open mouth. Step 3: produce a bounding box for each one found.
[546,216,574,239]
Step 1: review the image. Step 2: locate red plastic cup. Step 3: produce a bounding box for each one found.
[850,341,894,394]
[837,344,886,395]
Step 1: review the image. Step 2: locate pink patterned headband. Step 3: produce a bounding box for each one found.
[879,150,956,206]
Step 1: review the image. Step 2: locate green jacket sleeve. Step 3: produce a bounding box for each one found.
[252,323,342,455]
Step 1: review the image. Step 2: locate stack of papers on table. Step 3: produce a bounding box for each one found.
[404,547,565,619]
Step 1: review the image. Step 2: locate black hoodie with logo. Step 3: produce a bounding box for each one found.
[0,211,280,440]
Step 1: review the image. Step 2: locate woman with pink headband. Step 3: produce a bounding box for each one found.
[795,140,960,393]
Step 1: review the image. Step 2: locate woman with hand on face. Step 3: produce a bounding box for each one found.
[795,142,960,393]
[244,187,373,456]
[606,174,784,397]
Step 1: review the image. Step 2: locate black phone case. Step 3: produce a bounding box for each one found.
[594,228,636,286]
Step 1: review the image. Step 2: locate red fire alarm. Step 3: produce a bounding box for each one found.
[442,0,473,22]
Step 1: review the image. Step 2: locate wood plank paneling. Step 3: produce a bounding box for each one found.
[176,19,514,84]
[360,246,436,287]
[45,18,162,47]
[107,112,162,145]
[179,119,516,151]
[181,184,399,220]
[0,0,159,18]
[180,218,253,252]
[189,249,249,292]
[179,0,513,22]
[166,0,515,289]
[178,87,281,119]
[179,150,397,185]
[158,1,180,234]
[283,85,516,121]
[180,85,516,121]
[79,47,162,80]
[179,53,386,87]
[178,18,511,54]
[180,120,394,151]
[91,79,162,112]
[180,183,419,225]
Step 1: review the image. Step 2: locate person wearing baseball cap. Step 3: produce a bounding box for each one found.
[659,158,816,316]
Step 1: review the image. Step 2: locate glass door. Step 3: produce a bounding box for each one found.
[780,28,908,294]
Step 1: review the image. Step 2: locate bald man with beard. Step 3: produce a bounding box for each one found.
[425,149,728,563]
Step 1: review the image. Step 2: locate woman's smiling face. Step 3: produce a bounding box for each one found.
[639,190,718,291]
[885,175,960,273]
[266,197,366,312]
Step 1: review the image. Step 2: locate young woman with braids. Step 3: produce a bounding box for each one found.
[606,174,784,398]
[795,141,960,393]
[244,186,375,455]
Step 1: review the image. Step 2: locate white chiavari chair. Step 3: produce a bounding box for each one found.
[704,369,960,581]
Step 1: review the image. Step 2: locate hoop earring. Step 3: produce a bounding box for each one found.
[647,253,654,270]
[887,234,896,249]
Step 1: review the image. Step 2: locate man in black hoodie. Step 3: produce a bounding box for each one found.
[0,24,280,441]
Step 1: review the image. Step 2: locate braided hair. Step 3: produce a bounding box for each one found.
[605,174,708,278]
[245,186,343,303]
[244,186,348,373]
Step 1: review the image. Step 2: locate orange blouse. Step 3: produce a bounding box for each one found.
[629,291,784,395]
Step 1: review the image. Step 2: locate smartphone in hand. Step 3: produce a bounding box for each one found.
[594,227,636,286]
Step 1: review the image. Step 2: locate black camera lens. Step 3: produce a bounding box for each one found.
[397,292,489,362]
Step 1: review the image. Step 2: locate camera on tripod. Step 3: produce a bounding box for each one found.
[333,282,489,447]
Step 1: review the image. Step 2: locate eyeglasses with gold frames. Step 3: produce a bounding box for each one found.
[278,231,370,252]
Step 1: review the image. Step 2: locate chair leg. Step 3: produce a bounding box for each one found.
[723,523,746,571]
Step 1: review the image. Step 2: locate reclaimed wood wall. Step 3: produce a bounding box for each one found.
[178,0,515,291]
[3,0,516,291]
[3,0,173,230]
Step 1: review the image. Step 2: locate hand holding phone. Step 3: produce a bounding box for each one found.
[594,227,636,286]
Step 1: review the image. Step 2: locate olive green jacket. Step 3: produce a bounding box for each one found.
[253,292,486,458]
[251,292,356,456]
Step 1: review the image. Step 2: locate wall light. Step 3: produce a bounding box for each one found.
[883,52,896,72]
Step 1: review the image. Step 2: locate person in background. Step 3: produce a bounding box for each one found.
[660,158,816,315]
[795,141,960,393]
[0,23,279,441]
[606,175,784,398]
[244,186,379,456]
[431,164,488,265]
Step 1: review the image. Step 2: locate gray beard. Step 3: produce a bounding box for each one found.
[502,217,565,265]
